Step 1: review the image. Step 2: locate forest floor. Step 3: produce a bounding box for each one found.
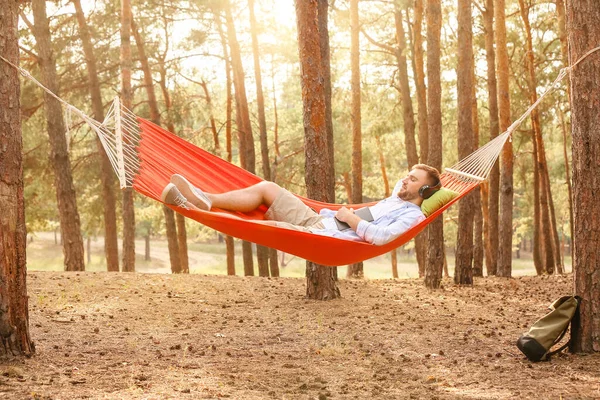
[1,271,599,399]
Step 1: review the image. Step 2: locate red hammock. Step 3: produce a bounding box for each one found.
[131,118,477,266]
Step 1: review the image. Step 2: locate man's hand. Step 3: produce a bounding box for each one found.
[335,207,362,231]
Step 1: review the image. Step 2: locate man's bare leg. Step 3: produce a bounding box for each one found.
[207,181,281,212]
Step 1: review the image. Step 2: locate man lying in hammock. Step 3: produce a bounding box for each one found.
[161,164,441,246]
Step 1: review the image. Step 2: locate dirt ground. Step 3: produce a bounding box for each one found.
[1,271,599,400]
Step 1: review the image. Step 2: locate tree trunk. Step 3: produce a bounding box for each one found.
[73,0,119,273]
[454,0,475,286]
[248,0,272,278]
[424,0,444,289]
[482,0,500,276]
[157,54,190,275]
[376,134,397,276]
[224,0,263,277]
[566,0,600,353]
[215,14,236,274]
[412,0,428,163]
[32,0,85,272]
[347,0,363,279]
[555,0,574,261]
[471,48,484,278]
[494,0,513,278]
[518,0,557,275]
[532,128,544,275]
[394,4,427,278]
[248,0,271,182]
[132,17,182,273]
[559,109,574,256]
[121,0,136,273]
[317,0,336,203]
[296,0,339,300]
[86,236,91,265]
[410,0,430,278]
[145,232,151,261]
[0,1,34,355]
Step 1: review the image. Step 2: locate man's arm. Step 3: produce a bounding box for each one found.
[355,211,425,245]
[334,207,362,231]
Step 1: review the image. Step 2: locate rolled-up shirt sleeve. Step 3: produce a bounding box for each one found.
[355,212,425,246]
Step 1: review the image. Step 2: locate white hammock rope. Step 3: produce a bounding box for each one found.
[2,45,600,192]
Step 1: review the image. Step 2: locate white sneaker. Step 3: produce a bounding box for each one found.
[170,174,212,211]
[161,183,189,209]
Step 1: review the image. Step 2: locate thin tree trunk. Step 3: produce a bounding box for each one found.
[317,0,336,203]
[86,236,91,265]
[454,0,475,286]
[555,1,573,259]
[376,134,397,277]
[157,49,191,275]
[0,2,34,355]
[131,17,182,273]
[296,0,339,300]
[248,0,272,277]
[412,0,428,163]
[495,0,513,278]
[559,109,574,257]
[483,0,499,276]
[215,14,236,274]
[471,50,484,277]
[518,0,556,275]
[566,0,600,353]
[394,4,427,278]
[532,128,543,275]
[120,0,135,273]
[224,0,261,277]
[73,0,119,272]
[424,0,444,289]
[347,0,363,279]
[32,0,85,272]
[145,232,151,261]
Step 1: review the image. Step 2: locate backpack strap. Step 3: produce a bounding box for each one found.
[547,296,582,358]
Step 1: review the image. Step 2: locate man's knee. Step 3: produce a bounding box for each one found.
[258,181,281,205]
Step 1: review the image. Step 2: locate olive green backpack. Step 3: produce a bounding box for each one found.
[516,296,581,362]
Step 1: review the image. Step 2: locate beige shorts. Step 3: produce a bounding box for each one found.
[261,188,326,232]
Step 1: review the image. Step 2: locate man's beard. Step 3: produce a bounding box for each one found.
[398,188,417,201]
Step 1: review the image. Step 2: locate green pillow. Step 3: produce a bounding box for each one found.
[421,187,459,217]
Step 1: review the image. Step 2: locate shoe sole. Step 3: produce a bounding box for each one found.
[160,183,177,203]
[170,174,210,211]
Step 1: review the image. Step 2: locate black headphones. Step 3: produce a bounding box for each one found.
[418,179,442,199]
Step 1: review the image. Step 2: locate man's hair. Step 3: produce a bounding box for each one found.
[411,164,442,187]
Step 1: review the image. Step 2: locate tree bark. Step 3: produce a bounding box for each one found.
[559,108,574,258]
[424,0,444,289]
[454,0,475,286]
[120,0,136,273]
[483,0,500,276]
[0,0,34,356]
[73,0,119,272]
[518,0,558,275]
[394,4,428,278]
[296,0,339,300]
[224,0,263,277]
[471,49,484,278]
[412,0,428,163]
[157,54,190,275]
[32,0,85,272]
[317,0,336,203]
[215,14,236,275]
[347,0,363,279]
[494,0,513,278]
[248,0,272,277]
[566,0,600,353]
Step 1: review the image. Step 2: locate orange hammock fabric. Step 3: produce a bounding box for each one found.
[132,118,477,266]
